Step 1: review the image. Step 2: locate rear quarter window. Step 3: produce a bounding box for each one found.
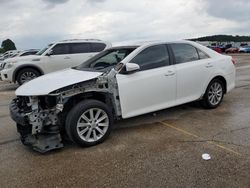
[197,49,210,59]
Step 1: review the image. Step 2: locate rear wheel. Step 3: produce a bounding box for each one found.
[65,100,113,147]
[201,79,225,109]
[16,68,40,85]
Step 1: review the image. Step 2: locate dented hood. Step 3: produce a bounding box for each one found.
[16,68,102,96]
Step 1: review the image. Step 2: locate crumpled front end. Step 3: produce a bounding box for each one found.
[9,70,122,153]
[9,96,63,153]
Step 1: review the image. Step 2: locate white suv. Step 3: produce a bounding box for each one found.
[0,39,111,85]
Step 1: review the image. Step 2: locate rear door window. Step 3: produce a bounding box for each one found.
[70,43,91,54]
[170,43,199,64]
[91,43,106,52]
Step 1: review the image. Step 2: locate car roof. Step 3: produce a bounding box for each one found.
[57,39,108,44]
[108,46,139,50]
[22,49,39,52]
[118,40,221,63]
[113,40,201,47]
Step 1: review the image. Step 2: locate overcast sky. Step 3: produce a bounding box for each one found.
[0,0,249,49]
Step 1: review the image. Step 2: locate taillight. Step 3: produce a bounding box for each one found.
[231,58,237,65]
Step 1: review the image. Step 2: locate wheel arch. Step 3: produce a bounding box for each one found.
[13,64,44,82]
[205,75,227,95]
[59,91,116,126]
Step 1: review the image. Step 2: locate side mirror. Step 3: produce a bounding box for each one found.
[125,63,140,73]
[47,50,53,56]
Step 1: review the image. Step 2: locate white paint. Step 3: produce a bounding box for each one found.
[15,68,102,96]
[3,55,38,64]
[117,65,176,118]
[117,41,235,118]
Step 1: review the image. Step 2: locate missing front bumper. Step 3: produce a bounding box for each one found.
[10,99,64,153]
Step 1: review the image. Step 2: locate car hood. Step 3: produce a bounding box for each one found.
[4,55,40,63]
[16,68,103,96]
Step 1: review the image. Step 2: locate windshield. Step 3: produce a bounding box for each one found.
[36,44,53,55]
[10,53,20,58]
[75,47,137,72]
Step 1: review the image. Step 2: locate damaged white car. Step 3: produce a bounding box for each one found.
[10,41,235,153]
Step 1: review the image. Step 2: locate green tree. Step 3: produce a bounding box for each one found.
[190,35,250,42]
[1,39,17,52]
[0,48,4,54]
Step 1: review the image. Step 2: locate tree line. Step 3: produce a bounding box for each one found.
[1,35,250,53]
[0,39,16,53]
[190,35,250,42]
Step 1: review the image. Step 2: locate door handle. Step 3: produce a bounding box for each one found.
[206,63,213,68]
[64,56,71,59]
[165,70,175,76]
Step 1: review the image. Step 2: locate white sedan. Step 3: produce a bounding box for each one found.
[10,40,235,153]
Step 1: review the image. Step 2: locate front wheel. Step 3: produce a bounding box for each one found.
[201,79,225,109]
[16,68,40,85]
[65,100,113,147]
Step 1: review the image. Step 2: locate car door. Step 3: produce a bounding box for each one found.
[45,43,72,72]
[170,43,214,105]
[116,44,177,119]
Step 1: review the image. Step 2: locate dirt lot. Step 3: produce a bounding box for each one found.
[0,54,250,188]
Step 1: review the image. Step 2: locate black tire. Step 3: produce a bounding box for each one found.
[16,68,40,85]
[65,99,113,147]
[201,79,225,109]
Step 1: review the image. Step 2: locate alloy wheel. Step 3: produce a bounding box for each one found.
[20,71,38,84]
[208,82,223,106]
[76,108,109,143]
